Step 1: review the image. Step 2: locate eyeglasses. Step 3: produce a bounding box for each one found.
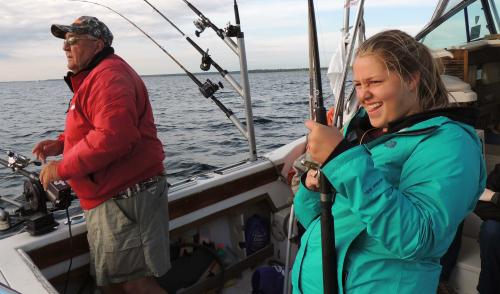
[63,36,98,46]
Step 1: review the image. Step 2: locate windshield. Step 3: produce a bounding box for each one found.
[420,0,500,49]
[491,0,500,30]
[443,0,463,16]
[421,10,467,48]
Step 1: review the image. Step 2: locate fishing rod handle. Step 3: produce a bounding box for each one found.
[319,172,335,201]
[315,106,328,126]
[321,197,338,294]
[208,95,249,139]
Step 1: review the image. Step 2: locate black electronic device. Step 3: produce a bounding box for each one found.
[46,181,72,210]
[24,212,58,235]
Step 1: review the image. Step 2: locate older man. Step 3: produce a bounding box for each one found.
[33,16,170,294]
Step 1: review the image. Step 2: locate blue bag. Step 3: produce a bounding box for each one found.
[244,214,270,255]
[251,264,285,294]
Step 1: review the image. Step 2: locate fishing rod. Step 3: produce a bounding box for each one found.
[333,0,365,128]
[180,0,257,161]
[141,0,247,100]
[0,151,41,181]
[181,0,240,54]
[307,0,337,293]
[72,0,249,141]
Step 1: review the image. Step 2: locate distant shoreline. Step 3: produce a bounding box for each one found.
[1,67,329,83]
[142,67,329,78]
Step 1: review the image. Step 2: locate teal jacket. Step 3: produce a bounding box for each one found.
[292,109,486,293]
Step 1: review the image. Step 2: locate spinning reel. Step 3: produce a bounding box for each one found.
[7,151,39,171]
[193,17,240,38]
[194,17,210,37]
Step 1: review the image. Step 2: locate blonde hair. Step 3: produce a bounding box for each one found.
[356,30,449,111]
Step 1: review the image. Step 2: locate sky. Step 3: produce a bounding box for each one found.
[0,0,439,82]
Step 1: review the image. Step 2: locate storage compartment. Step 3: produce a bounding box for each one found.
[436,41,500,130]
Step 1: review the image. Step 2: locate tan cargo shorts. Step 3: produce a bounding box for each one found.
[84,177,171,286]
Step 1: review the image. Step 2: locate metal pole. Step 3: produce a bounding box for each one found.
[236,34,257,161]
[283,205,295,294]
[142,0,245,99]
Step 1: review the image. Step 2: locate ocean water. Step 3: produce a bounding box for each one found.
[0,69,333,198]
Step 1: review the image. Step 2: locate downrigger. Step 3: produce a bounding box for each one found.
[0,150,72,235]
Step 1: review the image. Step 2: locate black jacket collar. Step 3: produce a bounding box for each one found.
[63,46,115,92]
[347,106,479,144]
[386,107,479,132]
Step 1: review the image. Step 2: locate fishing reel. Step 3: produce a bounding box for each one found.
[22,179,72,213]
[7,151,40,171]
[194,17,225,38]
[225,23,240,38]
[200,49,212,71]
[0,178,70,235]
[194,18,209,37]
[199,79,224,98]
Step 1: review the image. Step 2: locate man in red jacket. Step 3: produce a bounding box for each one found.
[33,16,169,294]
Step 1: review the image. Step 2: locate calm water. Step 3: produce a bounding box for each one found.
[0,69,332,198]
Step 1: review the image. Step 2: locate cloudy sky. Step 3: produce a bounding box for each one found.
[0,0,438,82]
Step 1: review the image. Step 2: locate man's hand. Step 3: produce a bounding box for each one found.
[40,160,61,190]
[305,120,344,164]
[32,140,63,163]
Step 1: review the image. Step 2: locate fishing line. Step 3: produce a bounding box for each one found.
[182,0,220,35]
[71,0,200,82]
[181,0,242,41]
[314,0,329,69]
[174,0,258,160]
[0,147,10,154]
[70,0,218,93]
[143,0,185,36]
[70,0,250,140]
[141,0,239,84]
[142,0,253,102]
[314,0,340,112]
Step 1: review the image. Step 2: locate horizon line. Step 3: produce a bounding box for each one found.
[0,67,331,83]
